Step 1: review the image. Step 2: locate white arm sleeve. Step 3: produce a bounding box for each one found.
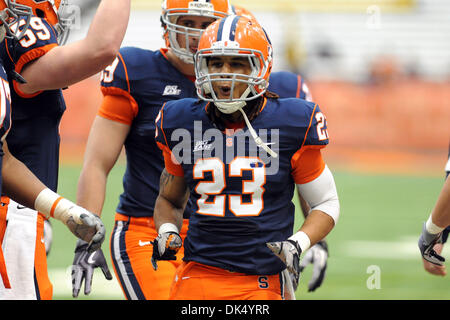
[296,165,340,225]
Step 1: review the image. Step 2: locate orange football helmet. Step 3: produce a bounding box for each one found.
[9,0,72,44]
[195,15,273,112]
[0,0,32,40]
[161,0,233,64]
[231,4,257,22]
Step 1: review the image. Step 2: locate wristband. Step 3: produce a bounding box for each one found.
[34,188,77,224]
[426,215,445,235]
[158,223,179,235]
[288,231,311,252]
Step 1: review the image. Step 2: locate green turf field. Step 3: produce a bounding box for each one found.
[48,164,449,300]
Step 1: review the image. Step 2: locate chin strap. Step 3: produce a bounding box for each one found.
[213,86,278,158]
[237,106,278,158]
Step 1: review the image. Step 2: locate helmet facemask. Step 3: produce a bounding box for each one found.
[195,48,269,114]
[53,0,71,45]
[162,4,228,64]
[195,46,276,158]
[0,0,32,41]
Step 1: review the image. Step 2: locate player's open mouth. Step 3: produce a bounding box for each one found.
[216,85,232,98]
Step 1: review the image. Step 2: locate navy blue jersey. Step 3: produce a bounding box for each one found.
[156,97,328,275]
[0,59,12,194]
[0,16,65,191]
[268,71,312,101]
[100,47,197,218]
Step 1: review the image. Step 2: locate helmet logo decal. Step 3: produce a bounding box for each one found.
[188,0,214,14]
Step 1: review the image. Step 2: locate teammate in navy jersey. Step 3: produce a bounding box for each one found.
[0,0,130,300]
[74,0,233,300]
[0,2,106,299]
[152,15,340,300]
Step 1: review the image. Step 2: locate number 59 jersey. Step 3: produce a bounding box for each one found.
[156,96,329,275]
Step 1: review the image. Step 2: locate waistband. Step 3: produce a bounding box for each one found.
[115,213,155,228]
[0,196,48,220]
[114,213,190,234]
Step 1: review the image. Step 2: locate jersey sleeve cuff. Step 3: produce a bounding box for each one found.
[13,43,58,98]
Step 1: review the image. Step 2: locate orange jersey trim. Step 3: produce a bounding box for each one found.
[259,97,268,112]
[98,91,138,125]
[296,75,302,98]
[291,146,326,184]
[156,142,184,177]
[13,43,58,98]
[158,102,170,148]
[116,52,131,93]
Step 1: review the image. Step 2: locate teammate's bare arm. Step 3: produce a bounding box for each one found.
[77,116,130,216]
[18,0,131,94]
[154,169,189,233]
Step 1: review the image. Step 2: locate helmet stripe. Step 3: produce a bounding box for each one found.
[228,15,240,41]
[217,15,240,42]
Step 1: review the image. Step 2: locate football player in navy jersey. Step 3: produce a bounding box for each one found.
[74,0,233,300]
[232,4,329,293]
[0,0,130,299]
[152,15,340,300]
[73,1,325,299]
[0,1,106,299]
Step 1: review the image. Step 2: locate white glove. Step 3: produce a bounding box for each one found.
[299,240,328,292]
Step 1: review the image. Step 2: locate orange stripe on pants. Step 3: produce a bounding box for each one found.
[110,213,188,300]
[170,261,283,300]
[34,214,52,300]
[0,197,10,289]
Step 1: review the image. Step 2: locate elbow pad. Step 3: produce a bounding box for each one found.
[296,165,340,224]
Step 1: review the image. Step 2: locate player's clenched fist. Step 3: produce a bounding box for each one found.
[418,223,445,266]
[34,188,106,252]
[151,229,182,271]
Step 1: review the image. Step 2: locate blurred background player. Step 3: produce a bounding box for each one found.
[0,0,130,300]
[73,0,233,300]
[152,15,340,300]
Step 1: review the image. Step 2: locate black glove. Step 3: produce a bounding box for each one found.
[418,223,445,266]
[71,239,113,298]
[299,240,328,292]
[151,232,182,271]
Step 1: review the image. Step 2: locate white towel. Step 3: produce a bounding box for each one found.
[0,200,38,300]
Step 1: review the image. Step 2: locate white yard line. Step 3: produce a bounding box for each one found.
[340,236,450,260]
